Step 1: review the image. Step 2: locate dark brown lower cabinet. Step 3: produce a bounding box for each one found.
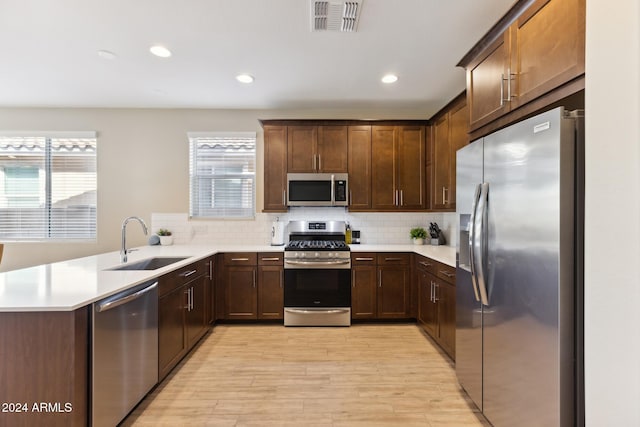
[351,254,377,319]
[158,258,210,380]
[416,254,456,359]
[222,252,284,320]
[351,253,411,320]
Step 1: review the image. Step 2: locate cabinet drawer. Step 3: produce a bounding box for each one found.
[223,252,257,266]
[415,255,438,275]
[258,252,283,266]
[436,263,456,284]
[377,253,411,265]
[351,253,377,265]
[159,260,207,297]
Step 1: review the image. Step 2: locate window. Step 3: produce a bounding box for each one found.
[189,132,256,219]
[0,132,97,240]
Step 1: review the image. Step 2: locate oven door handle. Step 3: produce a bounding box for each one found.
[284,260,351,266]
[285,308,351,314]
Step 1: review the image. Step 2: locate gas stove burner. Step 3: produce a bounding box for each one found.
[285,240,350,251]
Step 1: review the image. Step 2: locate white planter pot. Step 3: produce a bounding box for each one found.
[412,238,424,245]
[160,235,173,246]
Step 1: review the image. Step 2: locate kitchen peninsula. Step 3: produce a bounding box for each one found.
[0,243,454,427]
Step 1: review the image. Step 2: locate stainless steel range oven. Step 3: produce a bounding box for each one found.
[284,220,351,326]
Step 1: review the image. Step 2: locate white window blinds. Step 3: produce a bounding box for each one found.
[0,132,97,240]
[189,132,256,219]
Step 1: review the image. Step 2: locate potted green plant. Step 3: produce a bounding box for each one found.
[157,228,173,246]
[410,227,427,245]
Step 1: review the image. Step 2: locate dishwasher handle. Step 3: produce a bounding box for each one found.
[96,281,158,313]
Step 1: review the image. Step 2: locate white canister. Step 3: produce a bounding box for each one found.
[271,218,285,246]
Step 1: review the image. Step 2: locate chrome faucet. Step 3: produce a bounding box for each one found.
[120,216,148,263]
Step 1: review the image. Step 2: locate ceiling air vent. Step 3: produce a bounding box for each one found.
[311,0,363,32]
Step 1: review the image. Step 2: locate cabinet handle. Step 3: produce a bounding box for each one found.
[313,154,317,171]
[208,260,213,280]
[283,190,286,205]
[442,187,448,205]
[434,282,440,302]
[419,261,432,268]
[355,257,374,261]
[261,257,280,262]
[184,288,191,310]
[400,190,404,206]
[179,269,197,278]
[378,271,382,288]
[430,281,434,303]
[190,287,194,311]
[394,189,398,206]
[231,258,250,262]
[440,270,455,278]
[253,270,256,288]
[318,154,322,171]
[384,257,403,261]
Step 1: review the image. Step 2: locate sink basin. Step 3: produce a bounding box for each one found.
[107,257,189,271]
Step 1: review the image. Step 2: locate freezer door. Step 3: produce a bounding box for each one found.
[455,139,484,410]
[482,107,575,427]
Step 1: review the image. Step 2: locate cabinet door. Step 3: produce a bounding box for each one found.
[447,100,469,210]
[287,126,318,173]
[436,279,456,359]
[371,126,397,209]
[258,265,284,319]
[159,285,187,380]
[432,114,450,210]
[510,0,585,109]
[466,32,511,131]
[397,126,425,209]
[418,270,438,337]
[318,126,348,172]
[263,126,287,212]
[347,125,372,210]
[225,266,258,319]
[185,276,208,347]
[351,264,377,319]
[377,266,409,318]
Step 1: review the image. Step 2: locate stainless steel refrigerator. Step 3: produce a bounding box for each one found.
[456,107,584,427]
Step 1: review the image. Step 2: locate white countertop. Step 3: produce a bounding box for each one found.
[0,243,455,312]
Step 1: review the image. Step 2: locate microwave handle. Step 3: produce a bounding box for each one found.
[331,174,335,206]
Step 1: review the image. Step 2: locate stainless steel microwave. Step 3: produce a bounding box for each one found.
[287,173,348,207]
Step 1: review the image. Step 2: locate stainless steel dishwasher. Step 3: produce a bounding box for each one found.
[92,280,158,427]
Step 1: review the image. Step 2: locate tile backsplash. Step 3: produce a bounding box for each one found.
[151,209,458,247]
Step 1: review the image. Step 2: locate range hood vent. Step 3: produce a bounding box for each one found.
[311,1,363,32]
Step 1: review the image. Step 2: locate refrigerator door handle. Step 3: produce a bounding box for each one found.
[468,183,482,302]
[474,182,490,306]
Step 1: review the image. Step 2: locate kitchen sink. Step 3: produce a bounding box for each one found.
[106,257,189,271]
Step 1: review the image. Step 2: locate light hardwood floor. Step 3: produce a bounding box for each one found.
[122,324,489,427]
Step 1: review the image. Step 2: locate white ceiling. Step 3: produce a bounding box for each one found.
[0,0,515,115]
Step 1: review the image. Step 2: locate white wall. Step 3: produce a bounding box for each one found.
[585,0,640,424]
[0,107,434,272]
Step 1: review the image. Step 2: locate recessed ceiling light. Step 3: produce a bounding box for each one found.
[236,74,255,84]
[381,74,398,84]
[97,50,117,60]
[149,45,172,58]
